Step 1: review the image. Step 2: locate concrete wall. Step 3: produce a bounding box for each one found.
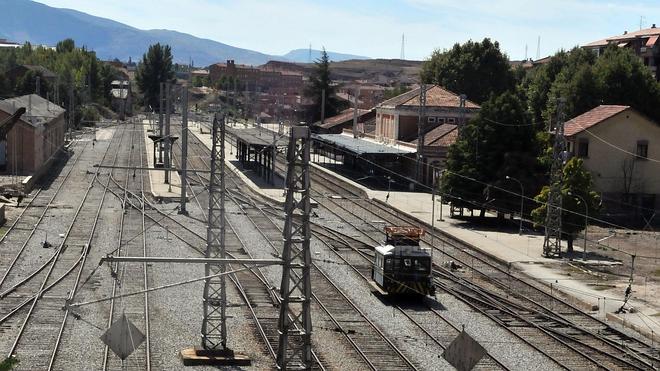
[568,109,660,209]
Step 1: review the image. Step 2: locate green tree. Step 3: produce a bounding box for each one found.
[421,38,515,104]
[136,43,175,110]
[0,357,18,371]
[14,70,50,97]
[56,39,75,54]
[531,157,601,255]
[304,48,346,123]
[529,45,660,124]
[442,90,541,217]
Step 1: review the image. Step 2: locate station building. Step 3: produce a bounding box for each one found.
[374,85,480,143]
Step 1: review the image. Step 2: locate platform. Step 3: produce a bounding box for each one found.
[142,120,184,200]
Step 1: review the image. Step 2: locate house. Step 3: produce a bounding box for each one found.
[374,85,480,143]
[312,108,376,134]
[0,94,66,190]
[336,83,387,109]
[583,24,660,80]
[564,105,660,224]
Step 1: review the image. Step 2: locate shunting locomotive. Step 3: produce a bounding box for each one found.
[371,226,435,296]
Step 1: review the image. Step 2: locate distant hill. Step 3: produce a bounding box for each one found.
[282,49,369,63]
[0,0,370,66]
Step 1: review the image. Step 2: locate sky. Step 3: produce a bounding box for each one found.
[36,0,660,61]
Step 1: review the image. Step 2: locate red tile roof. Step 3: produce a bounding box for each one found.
[564,105,630,137]
[584,26,660,47]
[410,124,458,147]
[378,85,480,109]
[318,109,371,129]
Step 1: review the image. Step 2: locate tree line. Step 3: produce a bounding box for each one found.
[0,38,125,125]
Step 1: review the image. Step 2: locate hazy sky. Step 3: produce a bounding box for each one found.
[37,0,660,60]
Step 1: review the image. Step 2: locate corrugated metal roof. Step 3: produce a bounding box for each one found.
[313,133,414,155]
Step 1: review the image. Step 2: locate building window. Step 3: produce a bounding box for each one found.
[447,118,456,124]
[428,117,436,123]
[437,118,446,124]
[577,138,589,158]
[636,140,649,159]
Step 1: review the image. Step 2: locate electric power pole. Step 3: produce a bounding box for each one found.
[416,83,427,185]
[202,113,228,349]
[165,83,172,183]
[179,87,189,215]
[320,89,326,127]
[542,98,567,258]
[353,86,360,138]
[35,76,41,96]
[277,126,313,370]
[159,83,164,164]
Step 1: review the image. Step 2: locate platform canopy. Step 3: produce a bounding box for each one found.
[313,134,414,156]
[227,127,289,147]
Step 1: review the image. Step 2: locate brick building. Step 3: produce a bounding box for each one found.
[209,60,304,96]
[336,83,386,110]
[0,94,66,177]
[583,24,660,80]
[374,85,480,142]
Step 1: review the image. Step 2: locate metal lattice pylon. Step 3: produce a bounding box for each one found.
[543,99,566,258]
[277,126,313,370]
[201,113,228,349]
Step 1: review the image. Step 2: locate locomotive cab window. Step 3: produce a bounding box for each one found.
[385,258,393,270]
[414,258,430,273]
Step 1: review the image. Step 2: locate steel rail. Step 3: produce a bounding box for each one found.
[6,130,120,361]
[308,168,653,367]
[0,139,86,289]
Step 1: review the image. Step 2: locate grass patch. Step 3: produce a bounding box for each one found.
[654,268,660,277]
[0,357,18,371]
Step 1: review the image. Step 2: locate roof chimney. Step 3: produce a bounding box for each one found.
[624,30,628,34]
[653,24,657,29]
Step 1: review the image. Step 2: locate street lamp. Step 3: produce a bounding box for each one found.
[505,175,524,235]
[568,191,588,261]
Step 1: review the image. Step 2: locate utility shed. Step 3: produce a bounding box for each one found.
[0,94,66,177]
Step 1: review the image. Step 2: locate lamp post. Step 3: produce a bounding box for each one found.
[505,175,524,235]
[568,191,588,261]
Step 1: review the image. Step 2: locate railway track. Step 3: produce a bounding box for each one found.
[305,162,660,370]
[103,121,151,371]
[0,125,126,370]
[0,139,86,290]
[177,125,419,370]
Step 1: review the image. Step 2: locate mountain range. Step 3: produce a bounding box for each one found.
[0,0,370,66]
